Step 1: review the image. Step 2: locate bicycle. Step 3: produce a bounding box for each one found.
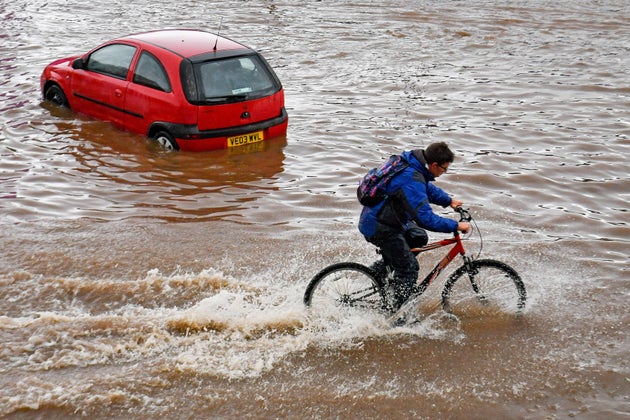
[303,207,526,326]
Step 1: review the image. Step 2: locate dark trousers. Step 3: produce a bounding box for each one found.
[366,222,428,308]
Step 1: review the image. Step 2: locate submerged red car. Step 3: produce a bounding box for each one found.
[41,29,288,151]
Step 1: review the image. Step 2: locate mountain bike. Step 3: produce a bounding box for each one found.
[303,208,526,325]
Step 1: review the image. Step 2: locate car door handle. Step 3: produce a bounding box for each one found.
[114,89,123,97]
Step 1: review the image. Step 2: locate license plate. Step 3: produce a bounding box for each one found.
[227,131,264,148]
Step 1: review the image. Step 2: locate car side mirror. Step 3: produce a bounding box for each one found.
[72,58,85,70]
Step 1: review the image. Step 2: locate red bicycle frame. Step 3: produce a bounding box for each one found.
[409,232,469,296]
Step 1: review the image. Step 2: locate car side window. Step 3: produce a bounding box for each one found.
[133,51,171,92]
[86,44,137,79]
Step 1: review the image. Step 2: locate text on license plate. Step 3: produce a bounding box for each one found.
[227,131,264,148]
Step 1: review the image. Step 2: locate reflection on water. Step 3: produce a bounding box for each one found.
[3,104,287,222]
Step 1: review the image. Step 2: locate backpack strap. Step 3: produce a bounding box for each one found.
[410,171,428,218]
[384,169,427,229]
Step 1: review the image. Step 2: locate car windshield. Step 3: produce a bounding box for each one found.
[195,55,278,103]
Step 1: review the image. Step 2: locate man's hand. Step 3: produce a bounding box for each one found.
[450,198,463,209]
[458,222,471,233]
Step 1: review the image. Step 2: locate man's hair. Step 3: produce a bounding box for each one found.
[424,142,454,165]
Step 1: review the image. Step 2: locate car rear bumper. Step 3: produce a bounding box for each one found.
[156,107,288,149]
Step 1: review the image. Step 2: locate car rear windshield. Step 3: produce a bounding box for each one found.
[181,54,280,105]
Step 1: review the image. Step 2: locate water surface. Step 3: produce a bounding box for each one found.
[1,0,628,418]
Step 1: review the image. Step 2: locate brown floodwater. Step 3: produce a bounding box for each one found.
[1,0,628,418]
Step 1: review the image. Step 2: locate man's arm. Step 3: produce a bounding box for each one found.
[427,183,453,207]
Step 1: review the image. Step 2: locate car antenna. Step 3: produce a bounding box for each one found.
[213,17,223,51]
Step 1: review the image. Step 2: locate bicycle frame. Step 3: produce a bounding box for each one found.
[409,232,469,298]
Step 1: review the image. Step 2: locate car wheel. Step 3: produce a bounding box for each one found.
[44,84,69,107]
[152,130,179,151]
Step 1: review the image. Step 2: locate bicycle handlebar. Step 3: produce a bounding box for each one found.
[455,207,472,222]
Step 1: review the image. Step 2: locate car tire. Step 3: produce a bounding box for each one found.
[152,130,179,151]
[44,84,69,108]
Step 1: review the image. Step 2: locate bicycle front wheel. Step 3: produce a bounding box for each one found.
[304,262,387,314]
[441,259,526,318]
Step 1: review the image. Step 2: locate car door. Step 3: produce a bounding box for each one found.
[71,43,137,129]
[124,50,180,136]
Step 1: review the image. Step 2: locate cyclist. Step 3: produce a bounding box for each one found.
[358,142,470,312]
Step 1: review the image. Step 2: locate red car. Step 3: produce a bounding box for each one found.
[41,29,288,151]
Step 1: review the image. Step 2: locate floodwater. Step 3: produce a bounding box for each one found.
[1,0,628,418]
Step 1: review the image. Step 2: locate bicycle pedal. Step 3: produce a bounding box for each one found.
[389,313,422,328]
[391,317,407,327]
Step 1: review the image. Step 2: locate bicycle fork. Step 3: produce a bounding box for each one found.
[461,256,488,305]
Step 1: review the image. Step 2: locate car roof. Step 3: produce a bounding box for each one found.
[119,29,250,58]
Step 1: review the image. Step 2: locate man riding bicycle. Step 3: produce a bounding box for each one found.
[358,142,470,311]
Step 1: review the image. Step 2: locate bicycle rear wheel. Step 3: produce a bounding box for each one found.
[441,259,526,318]
[304,262,387,314]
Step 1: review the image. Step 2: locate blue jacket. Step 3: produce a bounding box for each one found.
[358,150,458,238]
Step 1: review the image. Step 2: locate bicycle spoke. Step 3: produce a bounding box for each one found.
[442,259,526,318]
[304,262,386,315]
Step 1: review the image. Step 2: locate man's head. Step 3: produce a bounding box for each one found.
[424,142,454,178]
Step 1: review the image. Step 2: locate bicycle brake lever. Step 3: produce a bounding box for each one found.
[456,207,472,222]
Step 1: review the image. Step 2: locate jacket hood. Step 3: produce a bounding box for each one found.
[402,149,435,181]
